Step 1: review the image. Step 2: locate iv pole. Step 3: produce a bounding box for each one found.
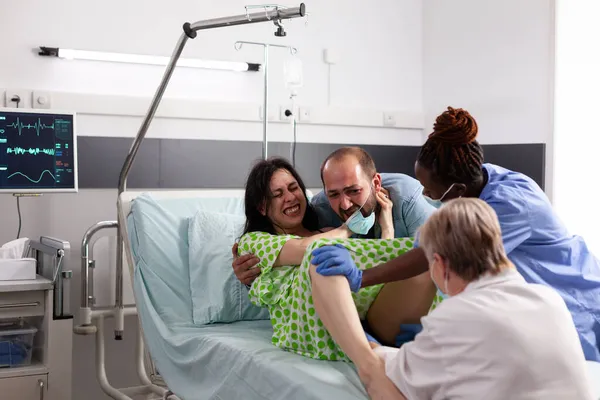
[113,4,307,341]
[234,41,298,160]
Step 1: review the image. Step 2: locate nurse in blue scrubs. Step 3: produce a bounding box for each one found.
[313,106,600,361]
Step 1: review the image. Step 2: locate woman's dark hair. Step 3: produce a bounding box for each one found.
[242,157,319,235]
[417,106,484,185]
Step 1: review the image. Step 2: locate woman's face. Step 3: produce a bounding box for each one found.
[414,161,451,201]
[264,169,307,232]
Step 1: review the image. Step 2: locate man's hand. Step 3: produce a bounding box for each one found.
[231,243,261,286]
[376,187,394,239]
[311,244,363,292]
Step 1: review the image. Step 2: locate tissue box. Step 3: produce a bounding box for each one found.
[0,258,36,281]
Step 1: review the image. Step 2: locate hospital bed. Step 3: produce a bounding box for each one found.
[119,189,370,399]
[71,2,600,399]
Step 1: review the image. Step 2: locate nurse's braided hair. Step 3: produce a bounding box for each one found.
[417,107,484,185]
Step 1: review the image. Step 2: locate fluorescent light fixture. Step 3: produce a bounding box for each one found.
[38,46,260,72]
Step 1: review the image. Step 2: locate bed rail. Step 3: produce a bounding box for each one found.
[74,221,175,399]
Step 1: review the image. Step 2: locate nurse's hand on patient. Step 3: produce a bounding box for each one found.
[311,244,363,292]
[231,243,261,286]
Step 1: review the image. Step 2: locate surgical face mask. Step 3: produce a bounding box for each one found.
[344,187,375,235]
[423,183,456,209]
[430,263,450,299]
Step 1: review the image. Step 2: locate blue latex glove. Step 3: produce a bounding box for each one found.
[365,331,380,345]
[311,244,363,292]
[395,323,423,347]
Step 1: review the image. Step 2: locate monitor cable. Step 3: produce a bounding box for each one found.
[16,196,22,239]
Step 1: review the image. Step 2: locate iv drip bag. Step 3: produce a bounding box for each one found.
[284,55,303,91]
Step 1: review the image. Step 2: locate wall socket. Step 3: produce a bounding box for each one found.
[280,106,294,122]
[259,105,277,121]
[383,112,396,127]
[5,89,31,109]
[299,107,311,122]
[32,91,52,109]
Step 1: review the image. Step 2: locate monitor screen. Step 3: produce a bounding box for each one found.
[0,108,78,193]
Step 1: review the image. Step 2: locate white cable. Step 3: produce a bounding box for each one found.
[289,93,297,167]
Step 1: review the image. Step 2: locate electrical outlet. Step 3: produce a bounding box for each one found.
[32,91,52,109]
[5,89,31,109]
[259,106,276,121]
[383,112,396,127]
[280,106,294,122]
[299,107,311,122]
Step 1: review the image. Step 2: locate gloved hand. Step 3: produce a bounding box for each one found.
[395,323,423,347]
[311,244,363,293]
[365,331,380,345]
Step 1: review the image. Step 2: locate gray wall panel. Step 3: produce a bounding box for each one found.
[159,140,262,188]
[77,137,546,191]
[78,137,160,188]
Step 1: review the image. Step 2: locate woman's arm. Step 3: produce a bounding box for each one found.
[275,225,352,267]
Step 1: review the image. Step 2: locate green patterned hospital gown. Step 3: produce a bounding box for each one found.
[238,232,443,362]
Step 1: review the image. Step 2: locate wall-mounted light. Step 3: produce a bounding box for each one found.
[37,46,260,72]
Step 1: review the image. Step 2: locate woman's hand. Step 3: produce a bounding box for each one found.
[376,188,394,239]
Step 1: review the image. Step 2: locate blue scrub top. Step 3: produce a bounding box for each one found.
[481,163,600,361]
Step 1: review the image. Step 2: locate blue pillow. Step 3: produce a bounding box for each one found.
[187,210,270,325]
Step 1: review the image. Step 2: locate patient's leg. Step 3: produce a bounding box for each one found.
[367,271,437,346]
[309,264,406,400]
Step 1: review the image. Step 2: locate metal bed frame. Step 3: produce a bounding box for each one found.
[73,4,307,399]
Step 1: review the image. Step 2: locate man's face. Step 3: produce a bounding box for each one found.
[322,157,381,222]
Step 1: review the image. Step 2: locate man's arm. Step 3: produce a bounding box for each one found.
[361,248,429,287]
[231,242,261,286]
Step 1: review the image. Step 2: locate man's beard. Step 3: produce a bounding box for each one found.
[339,192,379,221]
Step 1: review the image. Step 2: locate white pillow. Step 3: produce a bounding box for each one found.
[187,210,270,325]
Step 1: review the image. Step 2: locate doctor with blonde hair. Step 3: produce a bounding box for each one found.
[369,197,595,399]
[310,197,595,399]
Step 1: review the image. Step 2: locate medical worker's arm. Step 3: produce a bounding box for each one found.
[313,245,429,289]
[361,248,429,287]
[402,188,436,237]
[486,186,532,253]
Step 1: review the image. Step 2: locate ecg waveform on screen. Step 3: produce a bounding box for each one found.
[6,147,55,156]
[6,118,55,136]
[6,170,57,183]
[0,111,75,191]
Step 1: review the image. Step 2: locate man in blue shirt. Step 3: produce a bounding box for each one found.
[311,147,435,239]
[232,146,435,284]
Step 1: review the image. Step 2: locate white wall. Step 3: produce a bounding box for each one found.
[0,1,424,399]
[554,0,600,255]
[0,0,425,146]
[422,0,555,198]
